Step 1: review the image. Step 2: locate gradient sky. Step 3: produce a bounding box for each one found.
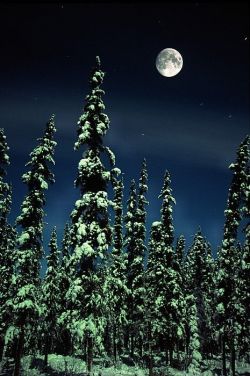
[0,2,249,255]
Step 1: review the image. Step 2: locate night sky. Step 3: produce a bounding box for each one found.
[0,2,249,256]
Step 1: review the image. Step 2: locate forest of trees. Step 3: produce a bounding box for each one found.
[0,57,249,376]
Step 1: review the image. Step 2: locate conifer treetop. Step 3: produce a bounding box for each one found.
[74,56,110,151]
[159,170,176,247]
[0,128,10,177]
[223,135,250,248]
[22,115,57,190]
[0,128,12,219]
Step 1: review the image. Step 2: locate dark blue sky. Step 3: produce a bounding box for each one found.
[0,2,249,254]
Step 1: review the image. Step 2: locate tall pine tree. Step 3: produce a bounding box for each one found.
[0,129,16,361]
[145,171,184,367]
[185,230,215,357]
[9,116,56,376]
[103,177,128,361]
[158,171,184,364]
[57,223,72,355]
[125,160,148,359]
[65,56,120,374]
[215,135,250,376]
[42,227,60,366]
[124,179,138,356]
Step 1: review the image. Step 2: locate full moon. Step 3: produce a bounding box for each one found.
[156,48,183,77]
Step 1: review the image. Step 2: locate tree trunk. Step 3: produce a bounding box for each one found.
[169,345,173,366]
[148,323,153,376]
[44,335,51,367]
[165,346,169,365]
[164,339,169,366]
[231,338,236,376]
[130,333,134,358]
[177,341,180,364]
[0,336,4,361]
[222,334,227,376]
[113,323,117,362]
[87,336,93,375]
[13,325,25,376]
[139,334,143,359]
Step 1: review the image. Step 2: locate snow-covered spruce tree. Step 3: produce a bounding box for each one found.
[144,220,164,374]
[236,164,250,359]
[41,227,60,366]
[158,170,184,365]
[124,161,148,359]
[176,234,185,265]
[131,159,148,358]
[103,177,128,361]
[57,223,72,355]
[124,179,137,355]
[185,230,215,358]
[64,57,120,374]
[237,224,250,359]
[204,242,217,356]
[10,116,56,376]
[215,135,250,376]
[145,171,184,366]
[185,294,202,376]
[172,235,187,358]
[0,129,16,361]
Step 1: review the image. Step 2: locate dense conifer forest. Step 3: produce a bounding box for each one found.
[0,57,249,376]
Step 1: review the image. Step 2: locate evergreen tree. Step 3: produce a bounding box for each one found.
[0,129,16,361]
[145,171,184,367]
[124,179,137,355]
[158,171,184,364]
[176,234,185,265]
[9,116,56,376]
[144,220,165,374]
[215,135,250,376]
[42,227,60,366]
[237,223,250,358]
[186,294,202,375]
[57,223,72,355]
[236,164,250,358]
[64,57,120,374]
[103,177,128,361]
[185,230,215,357]
[132,159,148,357]
[172,235,187,358]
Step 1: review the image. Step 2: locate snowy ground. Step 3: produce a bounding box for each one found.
[1,354,250,375]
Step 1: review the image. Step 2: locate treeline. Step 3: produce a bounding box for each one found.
[0,57,249,376]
